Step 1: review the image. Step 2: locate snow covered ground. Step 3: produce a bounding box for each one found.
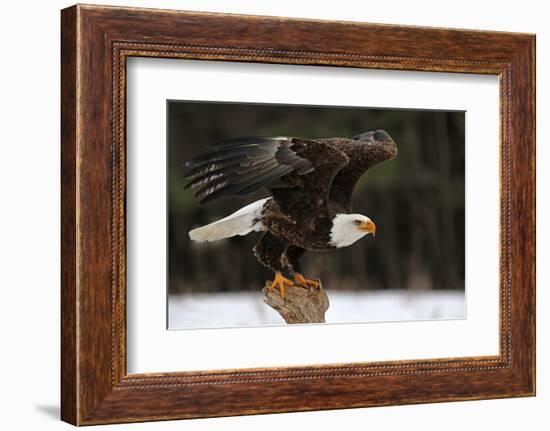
[168,290,465,330]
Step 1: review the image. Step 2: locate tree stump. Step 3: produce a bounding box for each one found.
[262,281,329,324]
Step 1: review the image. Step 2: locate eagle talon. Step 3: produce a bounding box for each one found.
[268,271,294,299]
[294,273,320,290]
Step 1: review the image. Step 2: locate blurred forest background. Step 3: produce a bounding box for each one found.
[168,101,465,296]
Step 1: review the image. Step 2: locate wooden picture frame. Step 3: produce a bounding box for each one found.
[61,4,535,425]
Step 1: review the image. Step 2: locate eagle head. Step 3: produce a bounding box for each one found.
[329,214,376,248]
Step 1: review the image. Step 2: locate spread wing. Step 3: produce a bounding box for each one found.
[184,137,349,216]
[326,130,398,212]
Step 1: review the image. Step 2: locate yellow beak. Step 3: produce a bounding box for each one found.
[359,220,376,237]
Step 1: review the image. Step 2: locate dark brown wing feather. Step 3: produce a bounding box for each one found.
[326,130,398,212]
[184,137,312,203]
[183,137,348,214]
[269,139,348,218]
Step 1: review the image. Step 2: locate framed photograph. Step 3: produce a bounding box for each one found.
[61,4,535,425]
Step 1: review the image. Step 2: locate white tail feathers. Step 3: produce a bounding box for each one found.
[189,198,270,243]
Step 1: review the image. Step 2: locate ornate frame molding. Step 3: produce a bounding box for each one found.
[61,5,535,425]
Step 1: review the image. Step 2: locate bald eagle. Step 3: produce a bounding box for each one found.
[184,130,398,298]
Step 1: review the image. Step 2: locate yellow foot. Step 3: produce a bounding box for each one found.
[294,273,320,289]
[268,271,294,298]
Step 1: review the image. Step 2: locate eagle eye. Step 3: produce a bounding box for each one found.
[354,220,362,225]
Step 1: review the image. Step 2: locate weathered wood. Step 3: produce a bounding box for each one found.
[263,282,329,324]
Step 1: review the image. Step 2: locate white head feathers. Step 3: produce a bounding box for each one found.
[329,214,376,248]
